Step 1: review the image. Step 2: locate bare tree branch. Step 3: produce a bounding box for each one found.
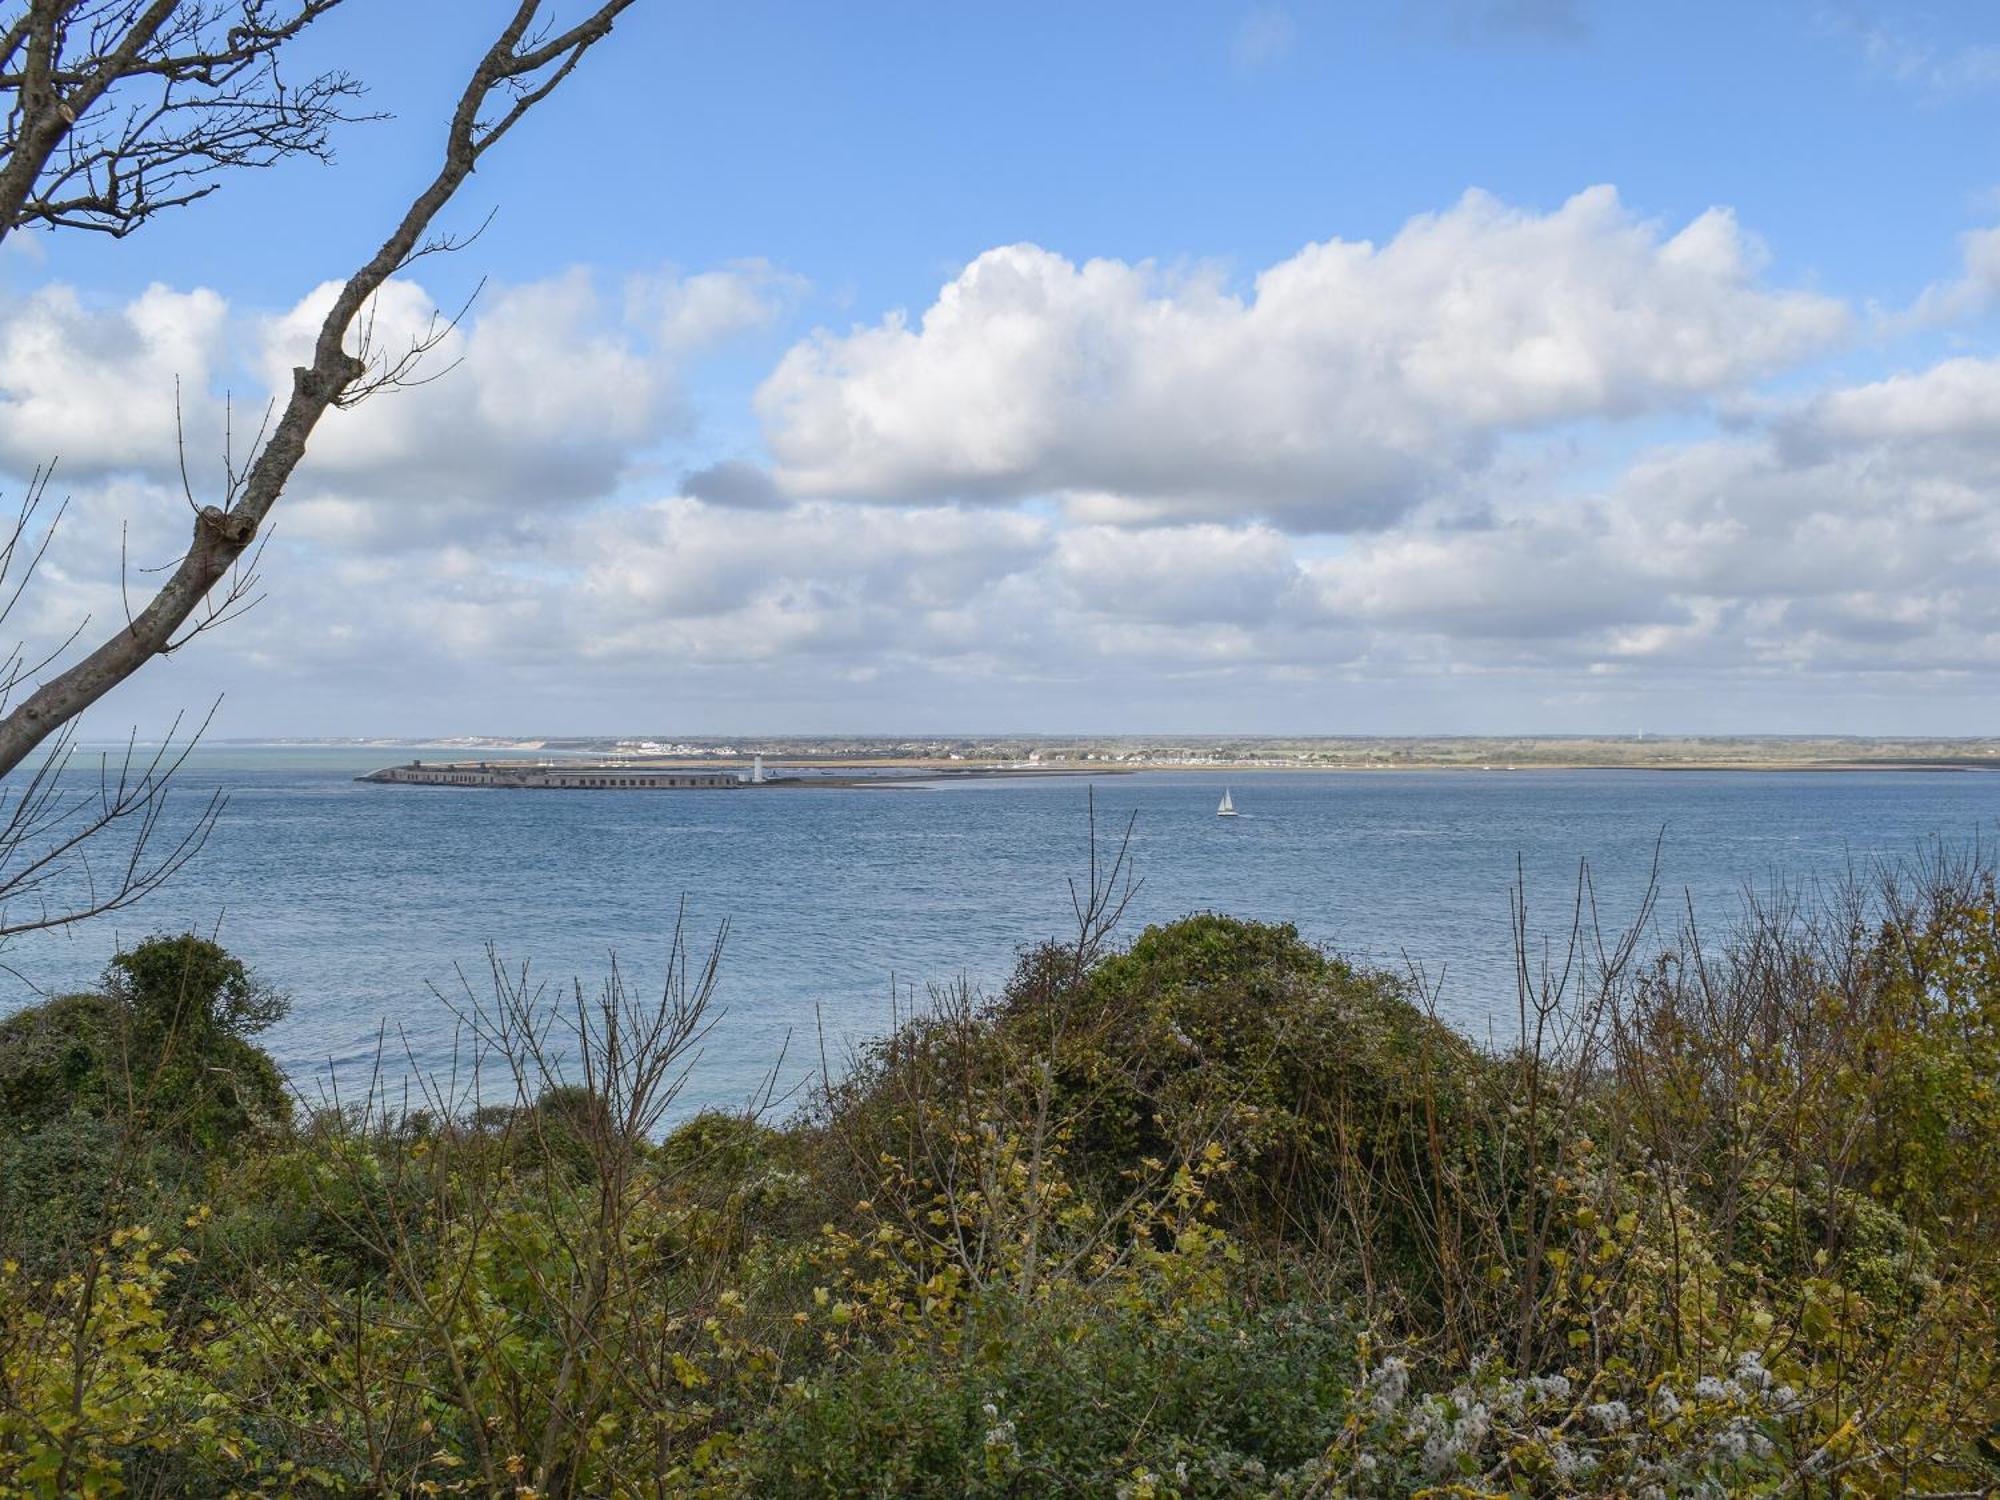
[0,704,222,945]
[0,0,371,243]
[0,0,639,780]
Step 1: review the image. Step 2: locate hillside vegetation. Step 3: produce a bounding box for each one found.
[1,854,1996,1497]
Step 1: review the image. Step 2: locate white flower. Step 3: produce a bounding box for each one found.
[1550,1442,1597,1478]
[1653,1384,1682,1420]
[1369,1355,1411,1416]
[1711,1426,1750,1462]
[1733,1350,1773,1391]
[1586,1400,1632,1433]
[980,1397,1018,1460]
[1693,1375,1741,1403]
[1527,1373,1572,1404]
[1417,1396,1493,1477]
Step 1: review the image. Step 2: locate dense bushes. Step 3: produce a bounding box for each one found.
[0,934,290,1282]
[0,932,290,1148]
[733,1292,1357,1495]
[2,865,1998,1496]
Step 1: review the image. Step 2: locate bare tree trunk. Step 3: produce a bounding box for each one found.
[0,0,181,239]
[0,0,359,242]
[0,0,638,780]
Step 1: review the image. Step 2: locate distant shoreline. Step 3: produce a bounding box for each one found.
[344,754,1999,781]
[217,737,2000,778]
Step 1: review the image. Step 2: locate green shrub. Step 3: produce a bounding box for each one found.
[0,993,122,1124]
[3,890,1997,1498]
[732,1290,1357,1498]
[0,1115,194,1275]
[0,934,290,1151]
[1001,915,1505,1307]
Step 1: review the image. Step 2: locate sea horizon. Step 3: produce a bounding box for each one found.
[7,747,1997,1118]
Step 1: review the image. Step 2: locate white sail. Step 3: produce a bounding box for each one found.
[1217,789,1236,816]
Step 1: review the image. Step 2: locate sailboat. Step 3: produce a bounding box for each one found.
[1216,788,1238,818]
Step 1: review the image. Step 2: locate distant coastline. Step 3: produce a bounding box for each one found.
[257,733,2000,777]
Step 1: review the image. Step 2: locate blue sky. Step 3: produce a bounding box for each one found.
[6,0,2000,736]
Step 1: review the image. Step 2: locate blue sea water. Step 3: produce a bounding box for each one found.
[4,747,1999,1116]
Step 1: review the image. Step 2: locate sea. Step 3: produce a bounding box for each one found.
[4,746,1998,1118]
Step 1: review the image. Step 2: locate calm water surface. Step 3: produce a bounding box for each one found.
[6,748,1998,1114]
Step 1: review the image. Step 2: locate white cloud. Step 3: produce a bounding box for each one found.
[248,376,2000,688]
[1785,355,2000,454]
[0,283,227,476]
[8,196,1999,736]
[272,262,802,544]
[260,270,675,540]
[757,187,1846,528]
[649,260,805,356]
[1052,523,1302,625]
[27,346,1999,736]
[1304,391,2000,678]
[0,262,803,555]
[34,342,2000,734]
[1887,225,2000,329]
[572,498,1049,659]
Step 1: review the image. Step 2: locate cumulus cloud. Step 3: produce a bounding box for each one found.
[1887,225,2000,329]
[648,259,806,356]
[1782,355,2000,457]
[757,187,1846,528]
[9,191,1996,735]
[261,269,676,544]
[1305,389,2000,681]
[276,364,2000,685]
[281,264,795,532]
[573,498,1049,652]
[1052,523,1303,625]
[0,283,227,476]
[681,459,784,509]
[54,377,1988,728]
[31,339,1998,737]
[0,261,801,554]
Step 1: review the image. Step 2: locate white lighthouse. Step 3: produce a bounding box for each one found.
[750,753,766,784]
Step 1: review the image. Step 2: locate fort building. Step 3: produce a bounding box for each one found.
[359,760,744,790]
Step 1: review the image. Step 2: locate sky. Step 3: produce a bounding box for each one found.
[5,0,2000,737]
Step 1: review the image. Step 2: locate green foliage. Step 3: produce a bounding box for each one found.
[0,1117,193,1279]
[1855,880,2000,1241]
[1043,914,1497,1260]
[3,890,1998,1498]
[733,1294,1356,1497]
[0,1225,254,1500]
[107,932,289,1049]
[0,934,290,1151]
[0,993,122,1125]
